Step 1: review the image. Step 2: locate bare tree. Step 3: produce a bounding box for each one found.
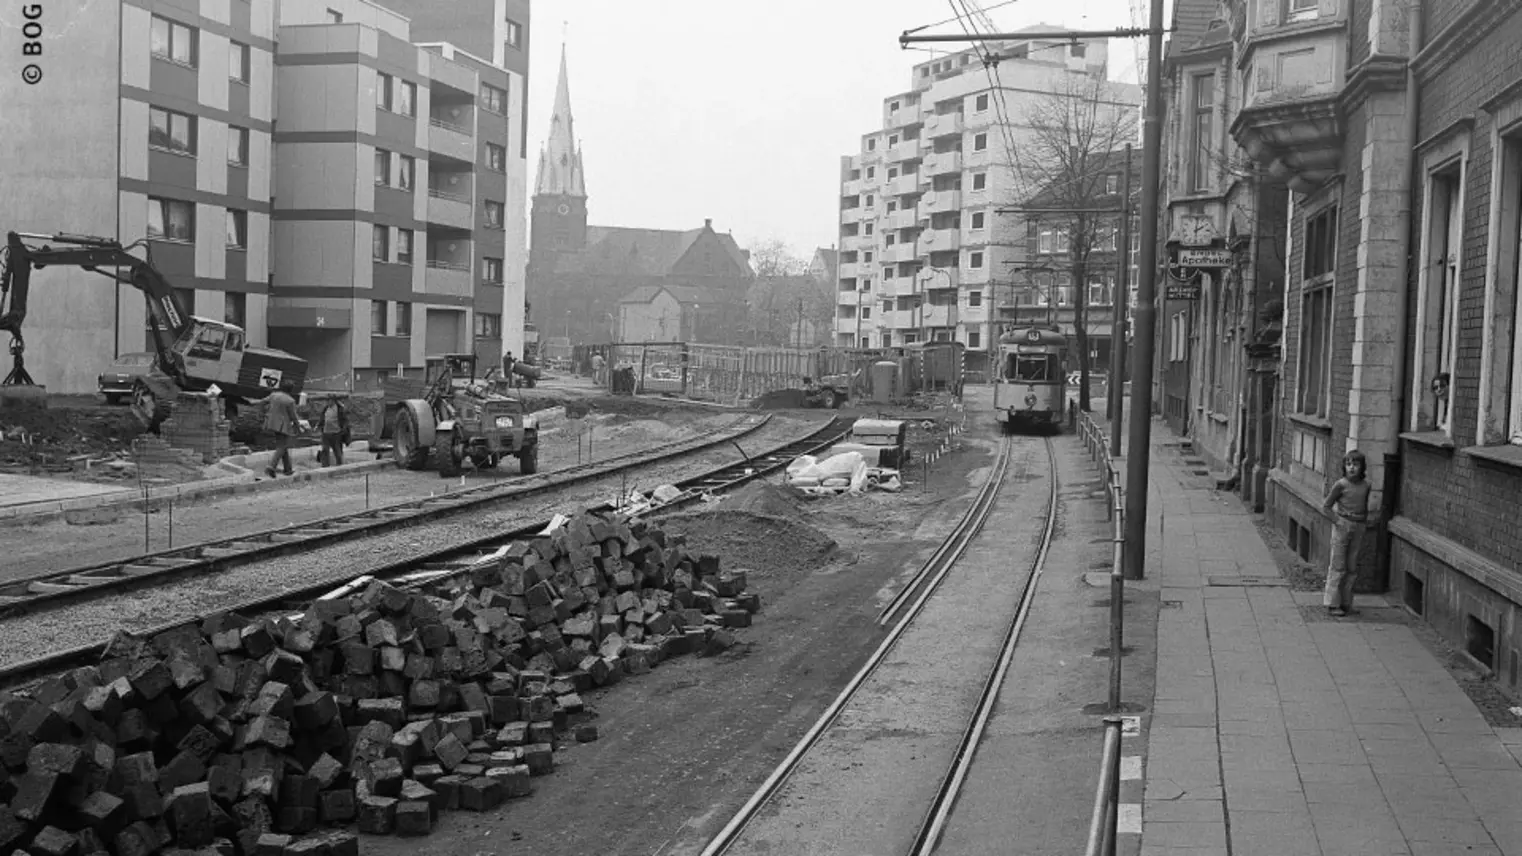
[743,239,820,346]
[1011,71,1140,412]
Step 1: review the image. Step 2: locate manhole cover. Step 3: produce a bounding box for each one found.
[1207,576,1288,587]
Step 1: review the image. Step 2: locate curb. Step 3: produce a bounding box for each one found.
[0,456,397,525]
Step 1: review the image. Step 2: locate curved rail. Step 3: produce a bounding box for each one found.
[0,413,774,617]
[699,433,1061,856]
[0,417,855,691]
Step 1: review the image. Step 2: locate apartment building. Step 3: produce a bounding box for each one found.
[835,30,1139,376]
[0,0,529,394]
[0,0,279,394]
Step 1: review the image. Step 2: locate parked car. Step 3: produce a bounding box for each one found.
[98,352,156,405]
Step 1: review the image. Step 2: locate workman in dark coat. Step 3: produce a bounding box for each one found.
[263,380,305,478]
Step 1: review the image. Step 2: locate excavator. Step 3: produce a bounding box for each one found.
[0,231,307,430]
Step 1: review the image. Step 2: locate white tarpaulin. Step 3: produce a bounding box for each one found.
[785,451,870,495]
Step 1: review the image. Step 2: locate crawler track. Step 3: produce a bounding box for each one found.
[0,417,855,691]
[699,435,1058,856]
[0,414,775,617]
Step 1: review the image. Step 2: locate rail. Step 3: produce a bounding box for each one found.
[1076,409,1128,856]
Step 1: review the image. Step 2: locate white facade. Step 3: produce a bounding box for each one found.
[836,31,1137,365]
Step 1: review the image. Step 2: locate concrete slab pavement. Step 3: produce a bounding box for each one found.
[1084,404,1522,856]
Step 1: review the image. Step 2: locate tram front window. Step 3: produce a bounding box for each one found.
[1005,353,1061,382]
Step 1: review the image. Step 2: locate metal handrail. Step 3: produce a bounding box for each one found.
[425,259,469,271]
[1083,716,1125,856]
[426,187,470,203]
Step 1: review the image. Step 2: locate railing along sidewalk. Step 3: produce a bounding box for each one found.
[1075,409,1128,856]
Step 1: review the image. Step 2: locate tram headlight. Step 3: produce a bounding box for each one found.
[1024,393,1038,408]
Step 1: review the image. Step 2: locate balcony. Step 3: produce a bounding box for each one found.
[882,242,917,264]
[924,150,962,176]
[426,189,473,230]
[1227,0,1350,193]
[920,189,962,216]
[838,261,859,280]
[921,304,958,328]
[886,208,918,230]
[888,140,920,163]
[925,112,964,137]
[840,206,864,225]
[428,118,475,164]
[961,304,989,325]
[424,260,472,297]
[836,290,866,306]
[917,229,961,256]
[884,309,918,329]
[887,173,920,196]
[841,179,862,197]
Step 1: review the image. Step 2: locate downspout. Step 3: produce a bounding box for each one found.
[1379,0,1423,575]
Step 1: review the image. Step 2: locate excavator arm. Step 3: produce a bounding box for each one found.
[0,231,193,387]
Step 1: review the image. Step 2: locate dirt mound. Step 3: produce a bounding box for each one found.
[657,509,837,584]
[721,479,810,520]
[0,405,146,471]
[751,388,806,409]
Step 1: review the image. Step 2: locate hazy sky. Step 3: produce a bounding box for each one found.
[524,0,1167,262]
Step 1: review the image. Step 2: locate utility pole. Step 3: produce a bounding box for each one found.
[1122,0,1166,581]
[1109,145,1133,459]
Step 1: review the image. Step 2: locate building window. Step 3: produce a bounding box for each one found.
[150,16,197,67]
[149,107,196,155]
[228,126,249,166]
[1088,277,1113,305]
[867,139,877,151]
[506,19,523,49]
[1106,174,1120,195]
[1071,43,1088,58]
[969,291,982,306]
[972,173,987,191]
[147,197,195,242]
[224,292,246,328]
[229,41,250,83]
[375,150,391,186]
[483,257,504,284]
[396,302,412,337]
[486,143,507,172]
[1191,73,1215,192]
[968,330,981,348]
[971,211,985,230]
[485,201,504,228]
[1415,164,1464,434]
[475,313,502,338]
[397,81,416,117]
[326,9,343,23]
[371,300,388,335]
[481,83,507,114]
[866,166,876,180]
[969,251,984,269]
[866,194,875,207]
[225,209,247,248]
[1286,0,1318,22]
[861,307,872,319]
[1491,134,1522,445]
[975,94,989,112]
[377,73,393,110]
[398,155,415,191]
[1297,205,1337,418]
[373,225,389,262]
[974,133,988,152]
[864,251,874,263]
[865,223,875,236]
[396,229,414,265]
[889,134,899,146]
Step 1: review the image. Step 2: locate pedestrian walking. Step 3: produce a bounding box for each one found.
[591,352,607,386]
[263,380,306,478]
[319,394,350,467]
[1321,449,1371,617]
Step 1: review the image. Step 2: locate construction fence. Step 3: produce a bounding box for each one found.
[591,341,965,406]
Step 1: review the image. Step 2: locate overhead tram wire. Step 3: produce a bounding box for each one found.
[947,0,1026,182]
[902,0,1026,37]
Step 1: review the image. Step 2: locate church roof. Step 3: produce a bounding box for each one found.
[552,224,752,278]
[535,45,586,197]
[618,284,726,306]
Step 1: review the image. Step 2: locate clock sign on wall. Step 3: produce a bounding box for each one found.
[557,203,570,215]
[1177,214,1217,247]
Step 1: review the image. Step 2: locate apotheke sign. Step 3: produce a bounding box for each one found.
[1176,248,1232,268]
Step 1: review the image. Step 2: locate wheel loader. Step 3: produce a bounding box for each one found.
[370,354,539,477]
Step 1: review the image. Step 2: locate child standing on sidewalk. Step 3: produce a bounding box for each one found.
[1322,450,1372,617]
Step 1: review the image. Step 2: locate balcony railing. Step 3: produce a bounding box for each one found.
[428,118,475,163]
[840,207,864,225]
[887,174,919,196]
[925,112,964,137]
[424,259,472,297]
[886,208,918,230]
[425,191,473,230]
[917,229,961,256]
[924,150,963,175]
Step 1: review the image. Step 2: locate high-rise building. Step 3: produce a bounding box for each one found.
[835,30,1139,375]
[0,0,530,394]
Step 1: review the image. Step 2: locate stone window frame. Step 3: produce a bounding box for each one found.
[1411,128,1470,437]
[1481,92,1522,447]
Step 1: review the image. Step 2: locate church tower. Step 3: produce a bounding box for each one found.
[529,46,587,273]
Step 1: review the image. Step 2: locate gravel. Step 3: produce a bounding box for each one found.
[0,413,828,669]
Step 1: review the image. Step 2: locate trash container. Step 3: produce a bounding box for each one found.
[612,366,636,395]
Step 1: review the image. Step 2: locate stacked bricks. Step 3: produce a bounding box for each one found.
[160,394,232,465]
[129,436,208,481]
[0,510,760,855]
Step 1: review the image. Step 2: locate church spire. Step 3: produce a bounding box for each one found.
[535,45,586,198]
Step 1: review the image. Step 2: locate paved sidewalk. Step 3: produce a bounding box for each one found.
[1095,409,1522,856]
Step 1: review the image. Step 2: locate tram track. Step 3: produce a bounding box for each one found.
[0,413,775,617]
[698,433,1058,856]
[0,416,856,691]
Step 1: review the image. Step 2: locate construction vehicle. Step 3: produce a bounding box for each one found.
[0,231,306,429]
[370,353,540,477]
[801,372,854,409]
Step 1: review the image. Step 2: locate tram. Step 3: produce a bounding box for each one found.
[993,326,1071,432]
